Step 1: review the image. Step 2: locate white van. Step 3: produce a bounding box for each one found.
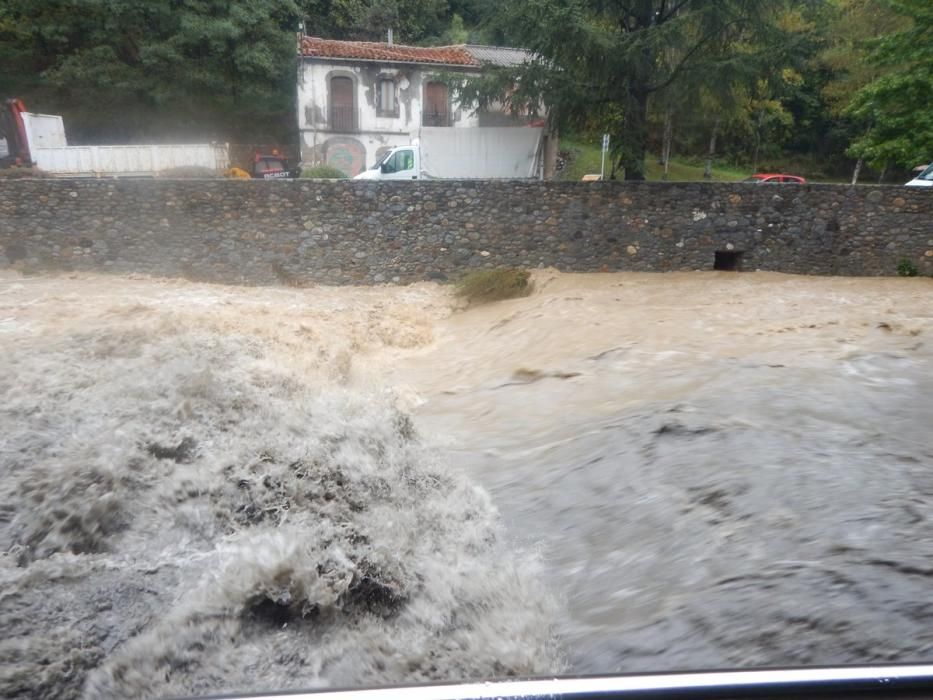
[905,163,933,187]
[354,127,543,181]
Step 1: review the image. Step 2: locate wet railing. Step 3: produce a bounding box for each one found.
[422,111,449,127]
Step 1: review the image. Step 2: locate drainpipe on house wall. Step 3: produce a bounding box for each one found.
[543,124,559,180]
[296,21,306,167]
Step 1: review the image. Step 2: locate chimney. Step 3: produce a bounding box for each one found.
[387,28,394,45]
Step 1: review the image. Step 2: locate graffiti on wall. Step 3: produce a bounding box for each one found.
[324,137,366,176]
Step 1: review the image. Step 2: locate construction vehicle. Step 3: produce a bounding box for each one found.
[1,98,228,177]
[0,98,32,168]
[251,149,298,179]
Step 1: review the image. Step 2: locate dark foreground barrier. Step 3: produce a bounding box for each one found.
[202,665,933,700]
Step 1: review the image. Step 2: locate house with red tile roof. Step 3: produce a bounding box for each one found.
[297,36,552,177]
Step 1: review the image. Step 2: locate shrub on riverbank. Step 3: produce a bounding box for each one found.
[897,259,919,277]
[301,165,347,179]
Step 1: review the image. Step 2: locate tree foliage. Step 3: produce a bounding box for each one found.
[843,0,933,168]
[458,0,790,179]
[296,0,453,43]
[0,0,300,141]
[818,0,908,115]
[0,0,929,176]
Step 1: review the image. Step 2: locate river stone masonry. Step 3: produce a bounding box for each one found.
[0,179,930,284]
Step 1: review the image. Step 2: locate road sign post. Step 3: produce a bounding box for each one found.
[600,133,610,180]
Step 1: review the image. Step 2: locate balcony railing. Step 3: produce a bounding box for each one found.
[422,111,449,127]
[329,106,357,132]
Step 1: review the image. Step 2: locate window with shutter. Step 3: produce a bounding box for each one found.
[378,79,397,116]
[423,81,449,127]
[329,76,355,131]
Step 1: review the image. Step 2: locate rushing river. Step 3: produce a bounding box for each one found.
[2,270,932,698]
[388,272,933,672]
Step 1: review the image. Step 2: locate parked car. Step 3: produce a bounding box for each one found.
[905,163,933,187]
[251,150,298,179]
[744,173,807,184]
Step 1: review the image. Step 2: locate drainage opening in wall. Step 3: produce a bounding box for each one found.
[714,250,744,271]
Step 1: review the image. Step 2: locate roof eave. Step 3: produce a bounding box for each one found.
[300,54,480,69]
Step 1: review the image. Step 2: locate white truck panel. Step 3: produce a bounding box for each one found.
[21,112,68,149]
[31,144,229,177]
[22,111,228,177]
[417,126,543,179]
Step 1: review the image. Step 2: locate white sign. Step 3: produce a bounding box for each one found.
[602,133,610,152]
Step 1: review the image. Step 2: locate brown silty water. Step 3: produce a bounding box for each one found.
[1,269,932,698]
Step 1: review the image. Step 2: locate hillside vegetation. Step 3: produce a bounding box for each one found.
[1,0,929,181]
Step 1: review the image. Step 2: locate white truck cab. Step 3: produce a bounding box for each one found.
[355,145,420,180]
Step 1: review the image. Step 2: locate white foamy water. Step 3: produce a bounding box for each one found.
[2,269,933,698]
[0,273,559,699]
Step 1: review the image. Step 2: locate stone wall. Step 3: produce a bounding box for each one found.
[1,179,930,285]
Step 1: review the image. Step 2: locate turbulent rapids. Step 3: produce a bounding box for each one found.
[0,275,559,699]
[2,270,933,698]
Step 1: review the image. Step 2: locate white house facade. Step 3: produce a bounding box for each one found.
[296,37,550,177]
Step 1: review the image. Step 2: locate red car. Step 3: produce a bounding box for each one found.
[744,173,807,184]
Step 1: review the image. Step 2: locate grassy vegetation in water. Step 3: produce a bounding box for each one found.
[455,269,533,305]
[301,165,348,179]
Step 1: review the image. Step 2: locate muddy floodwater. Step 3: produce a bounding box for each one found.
[2,270,933,698]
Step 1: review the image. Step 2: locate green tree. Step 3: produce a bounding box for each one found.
[461,0,786,179]
[843,0,933,171]
[0,0,300,142]
[297,0,366,39]
[819,0,906,114]
[361,0,448,43]
[817,0,910,181]
[296,0,449,43]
